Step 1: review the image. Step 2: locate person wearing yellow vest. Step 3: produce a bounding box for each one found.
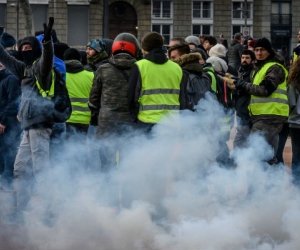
[0,18,55,222]
[63,48,93,136]
[128,31,182,133]
[226,38,288,165]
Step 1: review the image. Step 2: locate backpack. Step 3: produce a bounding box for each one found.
[203,66,234,109]
[183,70,212,111]
[51,67,72,122]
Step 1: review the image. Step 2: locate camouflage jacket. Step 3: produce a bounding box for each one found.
[88,53,137,137]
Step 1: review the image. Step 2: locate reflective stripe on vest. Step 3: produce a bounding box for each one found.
[66,71,93,124]
[30,63,55,99]
[205,68,217,93]
[293,51,298,62]
[136,59,182,124]
[204,67,231,132]
[249,62,288,117]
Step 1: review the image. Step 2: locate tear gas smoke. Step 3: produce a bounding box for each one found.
[0,96,299,250]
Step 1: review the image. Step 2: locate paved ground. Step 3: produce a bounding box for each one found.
[228,126,292,168]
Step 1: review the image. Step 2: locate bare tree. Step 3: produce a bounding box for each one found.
[19,0,34,36]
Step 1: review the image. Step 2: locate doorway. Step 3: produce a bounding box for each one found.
[108,1,137,39]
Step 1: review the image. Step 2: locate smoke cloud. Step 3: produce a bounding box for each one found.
[0,96,299,250]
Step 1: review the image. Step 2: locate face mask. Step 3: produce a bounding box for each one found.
[21,50,36,66]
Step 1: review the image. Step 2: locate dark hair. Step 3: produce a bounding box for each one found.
[287,56,300,92]
[242,49,255,61]
[167,42,190,58]
[167,37,186,49]
[234,33,242,40]
[203,36,217,46]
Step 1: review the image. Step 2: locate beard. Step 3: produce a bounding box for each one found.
[21,50,36,66]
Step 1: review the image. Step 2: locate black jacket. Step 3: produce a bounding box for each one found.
[227,40,245,70]
[0,69,21,126]
[234,64,253,123]
[0,40,54,129]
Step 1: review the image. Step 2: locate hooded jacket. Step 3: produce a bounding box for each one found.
[0,36,54,129]
[89,53,137,137]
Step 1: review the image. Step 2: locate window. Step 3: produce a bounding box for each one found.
[67,5,88,46]
[231,1,253,38]
[152,1,172,18]
[31,4,48,33]
[152,24,171,45]
[232,25,242,35]
[151,0,173,44]
[193,1,212,18]
[192,25,211,36]
[271,2,291,25]
[232,2,251,19]
[0,3,6,34]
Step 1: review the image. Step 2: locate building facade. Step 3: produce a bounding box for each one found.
[0,0,299,55]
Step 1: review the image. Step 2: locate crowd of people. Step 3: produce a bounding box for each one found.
[0,17,299,225]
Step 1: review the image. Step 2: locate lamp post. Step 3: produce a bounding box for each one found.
[243,0,248,32]
[16,0,19,40]
[238,0,249,38]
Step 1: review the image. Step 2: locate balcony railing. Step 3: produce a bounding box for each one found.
[271,14,292,26]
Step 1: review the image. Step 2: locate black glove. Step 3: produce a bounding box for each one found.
[89,110,99,126]
[43,17,54,42]
[232,76,248,90]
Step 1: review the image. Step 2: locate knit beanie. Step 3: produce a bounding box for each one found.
[206,56,228,73]
[87,39,106,53]
[141,32,164,52]
[248,39,257,48]
[63,48,81,61]
[185,35,200,47]
[254,38,275,56]
[102,38,114,57]
[0,32,16,48]
[209,44,227,58]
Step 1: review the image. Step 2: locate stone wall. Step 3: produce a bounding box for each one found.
[1,0,298,51]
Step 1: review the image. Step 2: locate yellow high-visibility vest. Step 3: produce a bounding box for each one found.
[66,70,94,124]
[136,59,182,124]
[249,62,288,117]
